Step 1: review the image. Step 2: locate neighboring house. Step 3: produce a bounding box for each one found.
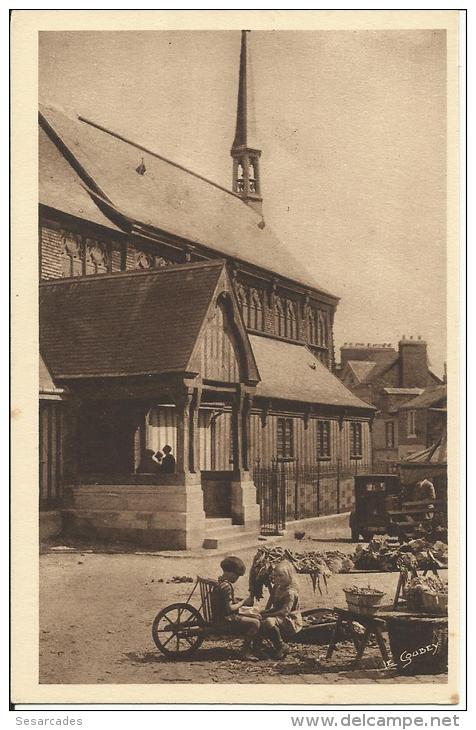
[337,339,443,463]
[39,32,374,549]
[398,384,447,457]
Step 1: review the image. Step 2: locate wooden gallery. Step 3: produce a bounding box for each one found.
[39,33,375,549]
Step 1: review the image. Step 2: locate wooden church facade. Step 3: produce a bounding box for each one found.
[39,32,374,547]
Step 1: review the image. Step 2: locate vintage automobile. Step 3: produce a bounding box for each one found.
[349,474,401,541]
[349,473,447,542]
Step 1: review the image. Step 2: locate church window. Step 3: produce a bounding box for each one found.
[249,288,263,331]
[286,300,298,339]
[318,312,328,347]
[85,239,109,275]
[274,297,286,337]
[307,309,318,344]
[236,284,250,327]
[61,232,83,278]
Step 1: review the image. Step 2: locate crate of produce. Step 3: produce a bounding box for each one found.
[294,609,338,644]
[343,586,385,615]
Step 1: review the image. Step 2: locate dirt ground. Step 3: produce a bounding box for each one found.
[39,532,448,686]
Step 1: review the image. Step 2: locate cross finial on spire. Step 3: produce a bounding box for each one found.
[231,30,263,215]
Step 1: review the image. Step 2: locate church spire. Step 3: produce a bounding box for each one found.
[231,30,263,215]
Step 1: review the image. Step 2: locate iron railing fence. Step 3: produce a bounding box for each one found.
[253,458,399,534]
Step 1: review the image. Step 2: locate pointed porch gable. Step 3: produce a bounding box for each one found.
[188,267,259,386]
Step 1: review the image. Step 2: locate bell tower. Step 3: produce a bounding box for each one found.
[231,30,263,215]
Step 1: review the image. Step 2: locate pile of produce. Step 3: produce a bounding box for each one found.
[352,536,448,573]
[248,545,354,599]
[343,585,384,596]
[404,575,448,613]
[302,610,336,627]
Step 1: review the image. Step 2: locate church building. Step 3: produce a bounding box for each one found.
[39,31,374,548]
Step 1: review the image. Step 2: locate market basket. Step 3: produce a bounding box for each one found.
[386,615,448,675]
[343,587,385,616]
[421,591,448,615]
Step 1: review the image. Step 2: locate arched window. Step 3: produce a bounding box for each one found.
[307,309,318,344]
[85,239,109,275]
[318,312,328,347]
[286,300,298,340]
[274,297,286,337]
[236,284,249,327]
[248,162,256,192]
[61,232,83,278]
[249,288,263,331]
[237,163,245,192]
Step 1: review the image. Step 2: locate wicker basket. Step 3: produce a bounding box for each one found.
[386,615,448,675]
[421,592,448,615]
[343,588,385,616]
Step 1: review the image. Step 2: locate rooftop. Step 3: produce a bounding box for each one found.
[39,103,337,300]
[249,335,374,410]
[40,261,226,379]
[399,384,447,410]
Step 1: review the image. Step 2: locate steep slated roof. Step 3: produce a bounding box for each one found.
[346,360,377,383]
[399,385,447,410]
[361,354,399,383]
[39,103,336,298]
[39,126,122,232]
[40,261,224,379]
[249,335,374,410]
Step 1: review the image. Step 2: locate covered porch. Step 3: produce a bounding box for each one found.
[40,261,261,549]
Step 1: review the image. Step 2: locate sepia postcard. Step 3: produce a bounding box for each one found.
[10,9,462,706]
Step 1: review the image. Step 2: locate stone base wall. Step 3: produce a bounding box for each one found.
[63,483,206,550]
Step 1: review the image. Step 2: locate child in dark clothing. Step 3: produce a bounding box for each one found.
[211,556,260,660]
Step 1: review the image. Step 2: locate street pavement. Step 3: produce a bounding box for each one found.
[39,529,448,686]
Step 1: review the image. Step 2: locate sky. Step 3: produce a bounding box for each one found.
[39,29,447,375]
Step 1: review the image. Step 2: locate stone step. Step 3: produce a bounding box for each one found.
[204,517,233,530]
[205,523,248,538]
[202,526,261,550]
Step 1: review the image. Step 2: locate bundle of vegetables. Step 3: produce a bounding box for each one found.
[352,536,448,572]
[404,575,448,613]
[248,545,354,599]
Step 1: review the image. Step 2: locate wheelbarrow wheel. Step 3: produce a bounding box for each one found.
[152,602,205,658]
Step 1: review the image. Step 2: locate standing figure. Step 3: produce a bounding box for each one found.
[259,560,303,659]
[160,445,176,474]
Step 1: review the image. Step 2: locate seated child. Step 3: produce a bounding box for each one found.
[259,559,303,659]
[211,556,260,659]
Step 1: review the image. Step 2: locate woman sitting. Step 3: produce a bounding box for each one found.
[259,560,303,659]
[211,556,261,660]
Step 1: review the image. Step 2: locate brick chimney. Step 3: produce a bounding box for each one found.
[398,335,429,388]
